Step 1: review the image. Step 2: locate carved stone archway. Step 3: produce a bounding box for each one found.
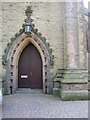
[6,32,51,94]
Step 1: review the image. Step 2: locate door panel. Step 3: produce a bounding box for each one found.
[18,43,42,89]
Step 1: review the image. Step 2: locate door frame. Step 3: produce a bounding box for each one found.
[6,32,51,94]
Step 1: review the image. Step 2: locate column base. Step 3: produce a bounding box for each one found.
[53,69,88,100]
[60,89,88,101]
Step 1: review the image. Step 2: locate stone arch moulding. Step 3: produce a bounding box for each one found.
[6,32,51,94]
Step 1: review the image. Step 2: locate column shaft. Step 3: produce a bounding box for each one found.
[77,2,87,69]
[65,2,79,69]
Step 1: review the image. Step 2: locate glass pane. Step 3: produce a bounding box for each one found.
[27,26,30,32]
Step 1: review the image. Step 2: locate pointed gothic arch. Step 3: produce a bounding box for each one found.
[6,32,52,94]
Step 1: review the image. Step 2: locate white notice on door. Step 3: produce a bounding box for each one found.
[21,75,28,78]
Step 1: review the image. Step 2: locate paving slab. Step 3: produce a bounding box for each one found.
[2,91,88,118]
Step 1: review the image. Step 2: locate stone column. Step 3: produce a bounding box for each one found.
[0,2,2,109]
[0,2,2,119]
[59,1,88,100]
[77,2,87,69]
[88,2,90,100]
[6,60,11,94]
[65,2,79,69]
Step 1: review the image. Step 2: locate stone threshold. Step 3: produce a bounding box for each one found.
[16,88,43,93]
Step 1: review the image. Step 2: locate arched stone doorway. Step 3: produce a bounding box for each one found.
[6,32,51,94]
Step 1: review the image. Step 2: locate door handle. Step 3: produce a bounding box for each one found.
[30,72,32,76]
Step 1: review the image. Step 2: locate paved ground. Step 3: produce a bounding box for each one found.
[2,90,88,118]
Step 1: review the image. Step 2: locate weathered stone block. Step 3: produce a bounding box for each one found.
[62,83,88,91]
[60,89,88,101]
[53,81,60,88]
[53,88,60,97]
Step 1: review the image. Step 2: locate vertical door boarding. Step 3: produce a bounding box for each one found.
[18,43,43,89]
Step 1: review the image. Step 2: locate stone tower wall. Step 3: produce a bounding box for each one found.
[2,2,65,77]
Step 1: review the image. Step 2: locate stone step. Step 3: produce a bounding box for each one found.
[57,70,88,74]
[56,72,88,79]
[56,74,64,78]
[61,78,88,84]
[54,78,88,84]
[16,88,43,94]
[56,75,88,80]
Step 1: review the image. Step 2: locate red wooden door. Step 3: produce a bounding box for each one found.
[18,43,42,89]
